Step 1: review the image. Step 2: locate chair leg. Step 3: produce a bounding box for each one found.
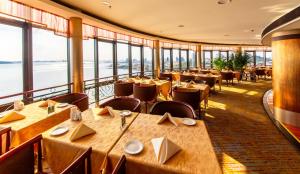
[145,102,148,113]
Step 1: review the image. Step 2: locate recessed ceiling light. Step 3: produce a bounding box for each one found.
[224,34,230,36]
[217,0,232,5]
[178,25,184,28]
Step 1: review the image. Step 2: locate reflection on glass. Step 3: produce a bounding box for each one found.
[256,51,264,66]
[144,47,153,73]
[204,51,212,69]
[266,51,272,66]
[98,41,113,78]
[0,23,23,103]
[173,49,180,70]
[117,43,129,75]
[163,49,171,71]
[132,46,141,74]
[189,50,196,68]
[83,39,94,80]
[33,28,68,90]
[181,50,188,70]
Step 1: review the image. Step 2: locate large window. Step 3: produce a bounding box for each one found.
[212,51,219,68]
[180,50,188,70]
[144,47,153,74]
[220,51,228,61]
[83,39,95,80]
[0,23,23,103]
[255,51,264,66]
[98,41,114,78]
[204,51,212,69]
[173,49,180,70]
[245,51,254,66]
[132,46,141,74]
[117,42,129,75]
[32,27,68,90]
[189,50,196,68]
[163,49,171,71]
[266,51,272,66]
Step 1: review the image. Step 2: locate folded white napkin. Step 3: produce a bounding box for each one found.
[151,137,181,164]
[185,81,195,88]
[70,123,96,142]
[157,112,178,126]
[98,106,116,117]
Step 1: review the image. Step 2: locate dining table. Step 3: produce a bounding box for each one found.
[0,100,71,147]
[195,74,222,91]
[42,108,139,174]
[108,113,222,174]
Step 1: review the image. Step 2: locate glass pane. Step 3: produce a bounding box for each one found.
[204,51,212,69]
[181,50,188,70]
[245,51,254,66]
[117,43,129,75]
[173,49,180,70]
[132,46,141,74]
[98,41,113,78]
[32,28,68,90]
[163,49,171,71]
[220,51,228,61]
[256,51,264,66]
[266,51,272,66]
[0,23,23,104]
[83,39,94,81]
[189,50,196,68]
[212,51,219,68]
[144,47,153,74]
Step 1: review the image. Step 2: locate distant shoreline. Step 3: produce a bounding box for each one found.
[0,60,68,64]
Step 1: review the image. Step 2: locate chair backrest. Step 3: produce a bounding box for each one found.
[189,69,199,73]
[150,101,196,119]
[0,134,43,174]
[112,155,126,174]
[180,74,195,82]
[133,84,157,102]
[114,81,134,97]
[255,69,266,76]
[60,147,92,174]
[0,127,11,155]
[196,76,215,88]
[221,72,233,80]
[159,73,172,81]
[100,97,141,112]
[172,88,201,112]
[51,93,89,111]
[200,70,210,74]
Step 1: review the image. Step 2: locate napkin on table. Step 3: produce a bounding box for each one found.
[148,79,156,85]
[39,99,57,107]
[151,137,181,164]
[97,106,116,117]
[0,111,25,123]
[157,112,178,126]
[70,123,96,142]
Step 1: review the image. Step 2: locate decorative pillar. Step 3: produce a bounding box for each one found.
[196,45,202,69]
[154,40,160,77]
[69,17,84,93]
[272,29,300,127]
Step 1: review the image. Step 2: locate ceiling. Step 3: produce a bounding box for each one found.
[56,0,300,45]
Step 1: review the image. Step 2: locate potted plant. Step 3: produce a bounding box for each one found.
[213,57,226,72]
[232,51,252,80]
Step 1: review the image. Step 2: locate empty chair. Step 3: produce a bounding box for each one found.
[0,127,11,155]
[159,73,173,81]
[150,101,196,119]
[51,93,89,111]
[133,83,157,113]
[114,81,134,97]
[0,134,43,174]
[180,74,195,82]
[100,97,141,112]
[255,69,266,79]
[61,147,92,174]
[172,88,201,118]
[112,155,126,174]
[196,76,216,91]
[221,71,234,86]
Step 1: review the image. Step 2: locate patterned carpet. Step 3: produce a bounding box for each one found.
[204,79,300,174]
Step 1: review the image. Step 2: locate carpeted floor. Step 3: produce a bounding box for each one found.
[204,79,300,174]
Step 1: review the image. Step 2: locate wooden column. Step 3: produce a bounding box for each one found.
[272,29,300,127]
[237,46,242,53]
[154,40,160,77]
[196,45,202,69]
[69,17,83,93]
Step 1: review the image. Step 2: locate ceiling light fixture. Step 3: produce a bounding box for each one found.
[217,0,232,5]
[178,25,184,28]
[101,1,112,8]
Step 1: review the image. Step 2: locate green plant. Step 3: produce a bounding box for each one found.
[213,57,226,71]
[232,51,252,71]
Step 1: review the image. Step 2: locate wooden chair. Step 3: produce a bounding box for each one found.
[0,127,11,155]
[60,147,92,174]
[51,93,89,112]
[0,134,43,174]
[159,73,173,82]
[180,74,195,82]
[221,72,234,86]
[150,101,196,119]
[100,97,141,112]
[172,88,201,119]
[112,155,126,174]
[133,83,157,113]
[114,81,134,97]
